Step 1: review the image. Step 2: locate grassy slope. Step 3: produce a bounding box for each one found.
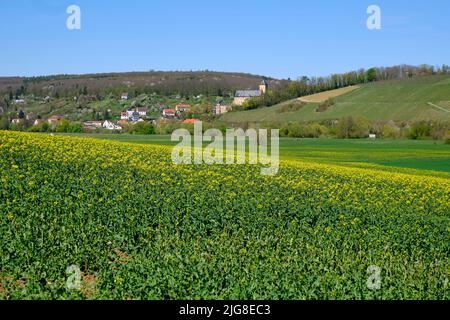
[60,133,450,174]
[221,75,450,123]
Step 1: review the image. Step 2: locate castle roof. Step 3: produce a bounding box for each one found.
[235,90,262,98]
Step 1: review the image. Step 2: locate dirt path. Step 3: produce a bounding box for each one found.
[298,85,360,103]
[427,102,450,114]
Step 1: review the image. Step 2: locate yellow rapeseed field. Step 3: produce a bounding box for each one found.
[0,131,448,299]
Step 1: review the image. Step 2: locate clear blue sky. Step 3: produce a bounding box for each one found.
[0,0,449,79]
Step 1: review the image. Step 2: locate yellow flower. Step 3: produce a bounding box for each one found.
[114,276,124,286]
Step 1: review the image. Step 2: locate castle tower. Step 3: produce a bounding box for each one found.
[259,80,269,94]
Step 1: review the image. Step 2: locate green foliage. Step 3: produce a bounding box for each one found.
[55,120,83,133]
[430,122,450,140]
[242,98,261,110]
[407,123,432,140]
[128,122,155,135]
[102,110,111,121]
[365,68,377,82]
[277,101,305,113]
[9,122,26,132]
[28,122,51,133]
[316,98,335,112]
[280,122,329,138]
[0,114,9,130]
[12,71,269,99]
[381,124,399,139]
[337,116,370,138]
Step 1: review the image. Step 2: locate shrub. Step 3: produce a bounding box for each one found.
[278,102,305,113]
[381,124,399,139]
[1,114,10,130]
[280,122,329,138]
[337,116,370,138]
[129,122,155,135]
[316,98,335,113]
[407,123,432,140]
[430,122,450,140]
[285,123,305,138]
[56,120,82,133]
[242,97,261,110]
[29,123,51,133]
[304,123,328,138]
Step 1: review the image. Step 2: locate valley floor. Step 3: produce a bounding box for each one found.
[60,133,450,174]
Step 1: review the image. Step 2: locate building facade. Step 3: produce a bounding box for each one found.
[233,80,269,106]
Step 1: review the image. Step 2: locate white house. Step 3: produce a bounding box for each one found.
[103,120,122,130]
[121,93,129,100]
[136,107,147,117]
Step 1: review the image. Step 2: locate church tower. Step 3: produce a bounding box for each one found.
[259,80,269,94]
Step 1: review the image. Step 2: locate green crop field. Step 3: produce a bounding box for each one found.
[1,131,449,300]
[60,133,450,174]
[221,75,450,123]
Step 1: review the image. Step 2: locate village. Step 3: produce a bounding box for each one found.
[6,80,270,133]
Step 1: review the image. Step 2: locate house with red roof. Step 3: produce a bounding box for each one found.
[47,115,64,125]
[176,104,191,113]
[163,109,176,118]
[182,119,200,124]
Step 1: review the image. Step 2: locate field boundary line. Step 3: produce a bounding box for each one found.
[427,102,450,114]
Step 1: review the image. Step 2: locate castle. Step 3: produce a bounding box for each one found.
[233,80,269,106]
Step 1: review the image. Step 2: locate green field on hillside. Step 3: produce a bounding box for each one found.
[221,75,450,123]
[61,133,450,174]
